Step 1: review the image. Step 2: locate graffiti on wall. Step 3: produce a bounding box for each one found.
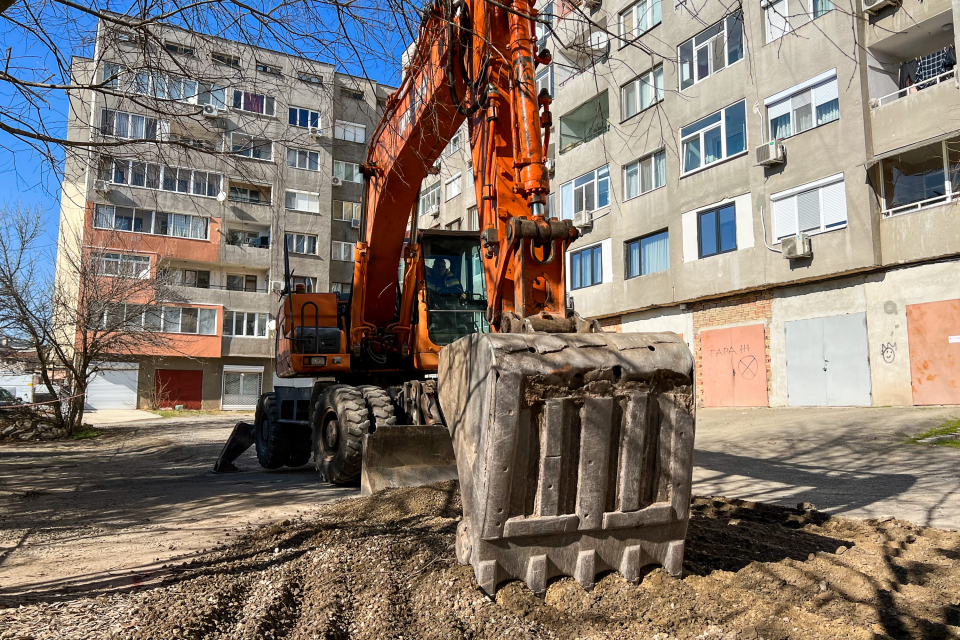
[880,342,896,364]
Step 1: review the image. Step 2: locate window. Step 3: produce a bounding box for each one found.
[287,148,320,171]
[697,204,737,257]
[536,65,554,98]
[292,276,316,292]
[196,83,227,109]
[536,1,553,47]
[625,231,669,278]
[334,120,366,143]
[445,219,461,230]
[445,173,462,201]
[98,158,222,198]
[571,245,602,290]
[231,133,273,161]
[285,233,318,255]
[99,208,208,240]
[680,100,747,175]
[620,0,662,40]
[299,73,323,85]
[256,62,282,75]
[285,190,321,213]
[466,205,479,231]
[333,161,363,183]
[331,282,352,295]
[227,274,260,292]
[679,11,743,90]
[161,307,218,335]
[621,65,664,119]
[229,185,269,204]
[772,174,847,239]
[165,42,194,56]
[232,90,275,116]
[165,269,210,288]
[334,200,361,221]
[116,32,142,45]
[222,311,268,337]
[765,0,833,43]
[878,138,960,216]
[767,71,839,140]
[96,252,150,279]
[340,86,364,100]
[419,182,441,215]
[624,150,666,199]
[447,130,462,155]
[100,110,164,140]
[102,62,124,88]
[225,229,270,248]
[289,107,321,129]
[332,240,355,262]
[212,52,241,67]
[560,165,610,220]
[559,92,609,152]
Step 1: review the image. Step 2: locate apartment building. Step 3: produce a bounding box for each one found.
[58,18,393,411]
[431,0,960,407]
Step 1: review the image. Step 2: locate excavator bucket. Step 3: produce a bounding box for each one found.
[360,425,459,496]
[438,331,695,597]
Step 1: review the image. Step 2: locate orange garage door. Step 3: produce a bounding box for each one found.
[907,299,960,405]
[699,324,768,407]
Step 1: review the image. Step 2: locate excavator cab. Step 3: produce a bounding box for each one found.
[420,231,490,346]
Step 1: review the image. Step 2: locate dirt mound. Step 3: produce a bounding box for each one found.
[2,482,958,639]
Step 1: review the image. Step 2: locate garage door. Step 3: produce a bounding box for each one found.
[785,313,871,406]
[0,374,34,402]
[907,299,960,405]
[156,370,203,410]
[222,366,263,410]
[85,364,139,410]
[700,324,768,407]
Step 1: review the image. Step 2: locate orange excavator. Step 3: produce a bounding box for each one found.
[216,0,697,596]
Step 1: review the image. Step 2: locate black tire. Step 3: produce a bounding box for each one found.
[254,393,289,469]
[313,385,370,484]
[357,385,397,432]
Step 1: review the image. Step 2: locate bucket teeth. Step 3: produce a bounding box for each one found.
[439,331,696,597]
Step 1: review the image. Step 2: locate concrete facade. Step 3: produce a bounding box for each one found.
[433,0,960,407]
[58,19,394,410]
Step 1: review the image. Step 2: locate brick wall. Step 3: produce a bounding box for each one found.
[692,291,773,407]
[598,315,623,333]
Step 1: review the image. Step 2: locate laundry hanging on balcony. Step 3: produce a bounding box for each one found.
[899,46,956,91]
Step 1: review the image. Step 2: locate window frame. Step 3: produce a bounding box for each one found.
[230,132,273,162]
[286,147,320,171]
[96,252,151,279]
[96,207,209,240]
[559,165,610,220]
[334,120,367,143]
[536,64,555,99]
[679,100,748,177]
[288,107,321,130]
[333,160,363,183]
[444,173,462,201]
[765,0,834,44]
[419,181,441,215]
[332,240,355,262]
[697,204,738,258]
[623,149,667,200]
[619,0,663,43]
[231,90,276,116]
[771,173,848,240]
[766,70,839,141]
[678,10,744,91]
[212,52,241,67]
[222,310,269,337]
[160,306,218,335]
[624,229,670,279]
[100,109,165,141]
[284,189,321,213]
[621,65,664,121]
[285,233,319,255]
[570,244,603,290]
[334,200,362,221]
[98,157,222,199]
[229,184,271,205]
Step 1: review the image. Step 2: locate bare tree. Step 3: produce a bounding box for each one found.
[0,204,183,433]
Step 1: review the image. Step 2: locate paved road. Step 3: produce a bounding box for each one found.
[694,405,960,529]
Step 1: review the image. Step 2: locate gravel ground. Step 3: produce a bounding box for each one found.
[2,482,957,640]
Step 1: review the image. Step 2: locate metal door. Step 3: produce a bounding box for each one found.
[907,299,960,405]
[85,365,138,410]
[786,313,871,406]
[700,324,767,407]
[156,369,203,410]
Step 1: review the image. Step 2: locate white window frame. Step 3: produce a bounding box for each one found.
[284,190,321,213]
[123,67,226,109]
[229,184,270,205]
[765,0,834,44]
[771,173,847,241]
[619,0,662,41]
[230,133,273,161]
[621,65,664,120]
[161,306,218,335]
[466,205,479,231]
[232,90,276,116]
[100,109,166,141]
[447,130,462,155]
[97,252,151,279]
[285,233,318,255]
[623,149,666,200]
[679,100,748,177]
[765,69,839,140]
[536,65,555,99]
[99,157,222,198]
[222,311,269,337]
[331,282,353,295]
[291,276,317,292]
[678,11,744,91]
[334,120,366,143]
[289,107,321,130]
[286,147,320,171]
[334,160,363,183]
[559,165,610,220]
[419,182,441,215]
[445,173,462,201]
[334,200,361,221]
[332,240,355,262]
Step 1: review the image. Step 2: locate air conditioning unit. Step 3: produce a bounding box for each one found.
[331,176,343,187]
[862,0,897,14]
[350,218,361,229]
[93,179,111,193]
[781,233,813,260]
[544,158,556,174]
[756,139,785,166]
[427,204,440,216]
[309,126,322,138]
[573,209,593,229]
[202,104,220,118]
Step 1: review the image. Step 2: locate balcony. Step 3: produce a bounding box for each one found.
[558,91,610,154]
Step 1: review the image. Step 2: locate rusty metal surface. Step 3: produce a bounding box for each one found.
[907,299,960,405]
[439,331,696,596]
[360,425,459,496]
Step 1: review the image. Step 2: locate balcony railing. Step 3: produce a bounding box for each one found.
[871,70,955,108]
[173,283,269,293]
[882,192,958,218]
[225,237,271,248]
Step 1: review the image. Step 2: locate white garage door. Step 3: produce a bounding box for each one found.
[0,374,34,402]
[85,364,139,410]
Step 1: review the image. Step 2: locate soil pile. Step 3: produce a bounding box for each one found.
[1,482,958,639]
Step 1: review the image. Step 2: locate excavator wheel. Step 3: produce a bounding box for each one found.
[357,385,397,432]
[254,393,289,469]
[312,385,370,484]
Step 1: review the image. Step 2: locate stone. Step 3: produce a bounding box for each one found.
[19,430,37,440]
[1,424,17,436]
[836,546,847,555]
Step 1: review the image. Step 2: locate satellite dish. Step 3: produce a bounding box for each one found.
[216,191,227,202]
[266,319,277,331]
